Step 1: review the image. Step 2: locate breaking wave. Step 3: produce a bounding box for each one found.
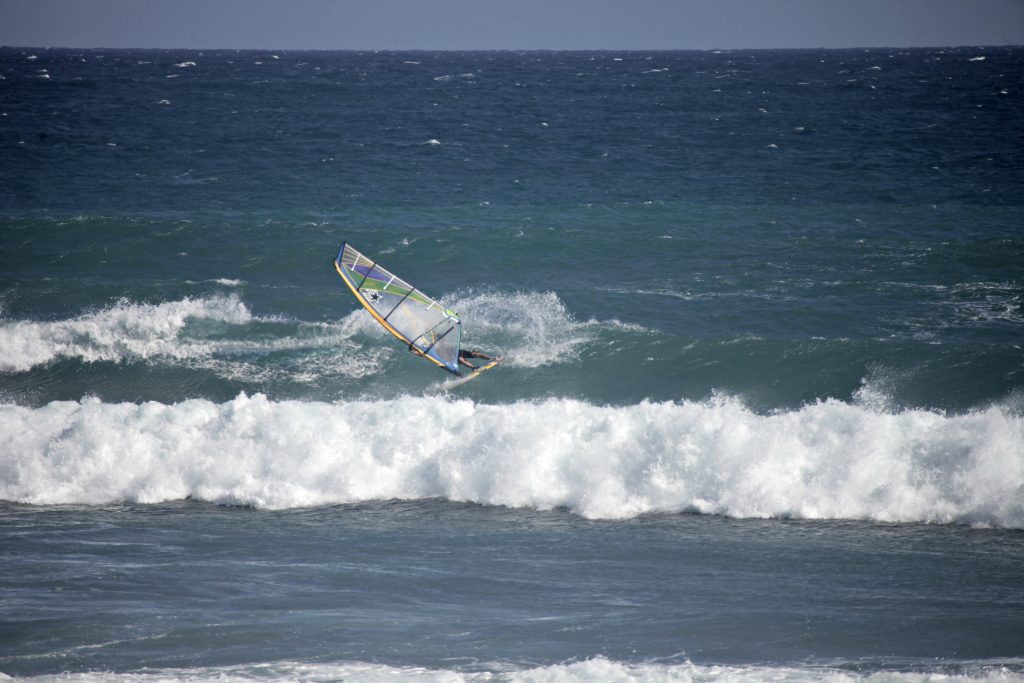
[2,392,1021,527]
[0,290,628,378]
[3,657,1021,682]
[0,296,253,372]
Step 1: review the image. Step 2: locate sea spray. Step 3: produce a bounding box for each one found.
[3,46,1023,681]
[6,657,1021,682]
[2,393,1021,527]
[0,296,252,371]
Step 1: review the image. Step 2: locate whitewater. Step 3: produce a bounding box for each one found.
[9,658,1024,683]
[0,296,254,372]
[2,391,1020,526]
[2,47,1023,682]
[3,296,1021,527]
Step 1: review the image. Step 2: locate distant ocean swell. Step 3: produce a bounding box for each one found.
[2,390,1021,527]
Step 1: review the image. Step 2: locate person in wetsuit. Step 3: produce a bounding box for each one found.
[457,349,496,371]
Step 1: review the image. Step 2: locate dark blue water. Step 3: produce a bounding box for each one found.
[3,501,1023,681]
[1,47,1023,681]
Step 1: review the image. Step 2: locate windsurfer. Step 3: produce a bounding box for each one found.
[457,349,496,371]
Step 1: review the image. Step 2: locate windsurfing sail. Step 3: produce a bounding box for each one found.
[334,243,462,375]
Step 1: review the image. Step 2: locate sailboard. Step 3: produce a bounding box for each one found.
[448,357,503,388]
[426,357,503,394]
[334,243,463,375]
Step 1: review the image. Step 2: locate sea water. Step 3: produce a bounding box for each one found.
[1,47,1022,681]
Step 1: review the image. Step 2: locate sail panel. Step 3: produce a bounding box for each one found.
[335,243,462,374]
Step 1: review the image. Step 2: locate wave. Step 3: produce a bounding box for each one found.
[0,290,626,379]
[0,296,399,383]
[1,393,1021,528]
[451,289,646,368]
[0,296,252,372]
[4,657,1021,682]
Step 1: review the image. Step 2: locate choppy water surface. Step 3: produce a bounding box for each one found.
[1,47,1022,681]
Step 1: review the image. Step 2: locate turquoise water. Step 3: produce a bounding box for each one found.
[1,47,1023,681]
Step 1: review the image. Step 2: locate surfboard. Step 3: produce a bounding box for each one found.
[444,358,503,389]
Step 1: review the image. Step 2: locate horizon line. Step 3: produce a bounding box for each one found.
[2,43,1021,52]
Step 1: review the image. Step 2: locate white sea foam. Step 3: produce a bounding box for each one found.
[0,296,390,380]
[452,290,642,368]
[0,289,599,377]
[2,392,1021,528]
[6,657,1022,682]
[0,296,252,372]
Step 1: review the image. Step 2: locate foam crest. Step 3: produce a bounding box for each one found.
[6,657,1020,682]
[453,290,640,368]
[0,296,252,372]
[2,394,1021,528]
[0,299,388,381]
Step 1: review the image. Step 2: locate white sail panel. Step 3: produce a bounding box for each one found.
[334,243,462,374]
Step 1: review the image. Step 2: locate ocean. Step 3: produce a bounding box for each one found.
[1,46,1022,682]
